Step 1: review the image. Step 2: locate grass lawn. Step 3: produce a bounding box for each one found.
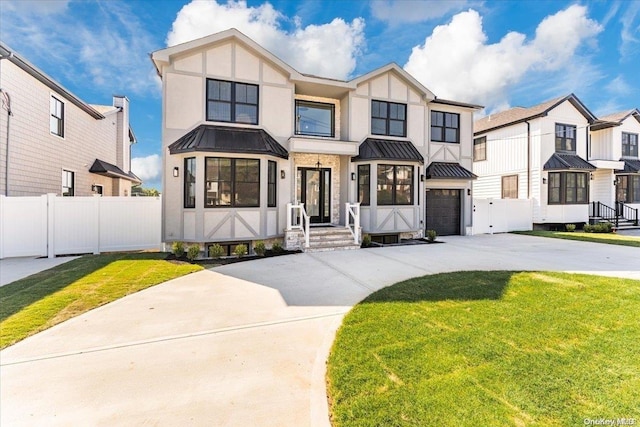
[0,253,202,349]
[514,230,640,248]
[327,271,640,427]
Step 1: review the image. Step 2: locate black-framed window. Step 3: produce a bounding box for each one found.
[184,157,196,208]
[617,175,640,203]
[371,100,406,137]
[62,170,74,196]
[622,132,638,157]
[295,100,335,137]
[555,123,576,152]
[267,160,277,207]
[358,164,370,206]
[431,111,459,143]
[474,136,486,161]
[50,96,64,137]
[206,79,258,124]
[205,158,260,207]
[502,175,518,199]
[548,171,588,204]
[377,164,413,205]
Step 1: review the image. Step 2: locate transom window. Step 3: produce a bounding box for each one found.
[431,111,459,143]
[295,100,335,137]
[371,101,406,137]
[377,164,413,205]
[502,175,518,199]
[206,79,258,124]
[205,158,260,207]
[62,170,74,196]
[622,132,638,157]
[474,136,486,161]
[617,175,640,203]
[358,164,370,206]
[548,171,588,204]
[50,96,64,137]
[184,157,196,208]
[555,123,576,152]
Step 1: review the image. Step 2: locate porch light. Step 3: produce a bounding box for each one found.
[590,172,594,180]
[173,167,179,178]
[542,177,547,185]
[614,178,619,186]
[420,174,425,182]
[351,172,356,181]
[281,170,286,179]
[467,188,471,196]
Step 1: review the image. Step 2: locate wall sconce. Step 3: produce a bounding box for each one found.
[590,172,594,181]
[420,174,425,182]
[467,188,471,196]
[542,177,547,185]
[351,172,356,181]
[173,167,179,178]
[613,178,619,186]
[280,170,286,179]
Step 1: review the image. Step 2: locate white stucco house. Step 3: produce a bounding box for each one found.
[151,29,481,253]
[473,94,639,229]
[0,42,140,197]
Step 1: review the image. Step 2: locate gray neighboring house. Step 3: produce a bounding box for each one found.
[0,41,140,197]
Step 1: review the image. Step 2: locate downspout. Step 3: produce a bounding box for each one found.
[0,89,12,196]
[526,121,531,199]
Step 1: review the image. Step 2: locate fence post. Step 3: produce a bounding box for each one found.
[47,193,55,258]
[0,195,4,259]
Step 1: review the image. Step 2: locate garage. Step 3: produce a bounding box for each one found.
[426,189,461,236]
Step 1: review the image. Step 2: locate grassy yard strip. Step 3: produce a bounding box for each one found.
[327,271,640,427]
[0,253,202,349]
[513,230,640,247]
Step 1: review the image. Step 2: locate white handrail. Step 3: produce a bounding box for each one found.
[286,202,310,248]
[345,202,361,244]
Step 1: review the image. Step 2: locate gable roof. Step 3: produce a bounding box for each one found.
[591,109,640,131]
[352,138,423,163]
[350,63,436,100]
[474,94,597,135]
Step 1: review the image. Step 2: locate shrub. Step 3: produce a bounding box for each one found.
[208,243,224,259]
[172,241,185,258]
[271,242,284,254]
[426,230,437,243]
[583,224,593,233]
[565,224,576,232]
[254,241,266,256]
[584,223,614,233]
[187,245,200,261]
[361,234,372,248]
[233,244,248,257]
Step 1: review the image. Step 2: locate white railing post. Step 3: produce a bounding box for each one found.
[47,193,55,258]
[345,202,361,244]
[286,202,292,231]
[354,203,360,244]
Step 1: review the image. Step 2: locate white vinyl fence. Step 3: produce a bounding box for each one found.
[472,198,533,235]
[0,194,161,259]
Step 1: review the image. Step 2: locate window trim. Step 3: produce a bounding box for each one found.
[267,160,277,208]
[501,175,518,199]
[295,100,335,138]
[184,157,196,208]
[358,164,370,206]
[50,95,65,137]
[617,175,640,203]
[377,164,414,206]
[430,110,460,143]
[555,123,577,153]
[474,136,487,161]
[622,132,639,158]
[371,100,407,137]
[62,169,74,197]
[204,157,261,208]
[548,171,589,205]
[205,79,259,125]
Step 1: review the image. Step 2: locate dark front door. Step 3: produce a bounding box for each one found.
[426,189,461,236]
[298,168,331,223]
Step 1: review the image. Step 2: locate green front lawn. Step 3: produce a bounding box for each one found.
[514,230,640,247]
[0,253,202,349]
[327,271,640,426]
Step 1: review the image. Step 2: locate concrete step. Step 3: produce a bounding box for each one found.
[304,227,360,252]
[305,242,361,253]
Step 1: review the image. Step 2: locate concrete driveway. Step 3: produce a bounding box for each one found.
[1,234,639,426]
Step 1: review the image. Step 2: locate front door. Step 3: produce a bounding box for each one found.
[297,168,331,223]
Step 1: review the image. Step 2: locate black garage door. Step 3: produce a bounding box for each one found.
[426,189,461,236]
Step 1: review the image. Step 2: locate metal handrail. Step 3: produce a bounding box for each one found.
[345,202,361,244]
[286,202,310,248]
[590,201,617,222]
[616,201,639,226]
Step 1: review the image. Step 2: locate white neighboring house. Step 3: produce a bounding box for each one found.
[0,42,140,197]
[151,28,481,253]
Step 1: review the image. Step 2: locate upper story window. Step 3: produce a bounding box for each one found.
[555,123,576,152]
[372,101,406,137]
[206,79,258,125]
[205,157,260,207]
[50,96,64,137]
[431,111,459,143]
[184,157,196,208]
[62,170,74,196]
[622,132,638,157]
[295,100,335,137]
[377,164,413,205]
[474,136,487,161]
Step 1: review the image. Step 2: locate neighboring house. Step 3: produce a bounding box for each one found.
[473,94,639,229]
[151,28,480,252]
[0,42,140,197]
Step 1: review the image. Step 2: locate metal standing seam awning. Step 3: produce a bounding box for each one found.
[543,153,596,171]
[424,162,477,180]
[168,124,288,159]
[615,159,640,174]
[89,159,142,184]
[351,138,424,163]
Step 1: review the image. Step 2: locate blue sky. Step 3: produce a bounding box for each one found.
[1,0,639,190]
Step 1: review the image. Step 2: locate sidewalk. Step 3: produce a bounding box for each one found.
[0,256,79,287]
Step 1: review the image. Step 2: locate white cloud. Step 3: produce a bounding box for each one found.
[606,75,632,96]
[404,5,602,110]
[3,0,70,15]
[370,0,470,25]
[132,154,162,183]
[166,0,365,80]
[620,1,640,58]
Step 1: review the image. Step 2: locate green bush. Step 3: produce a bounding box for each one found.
[233,244,248,257]
[254,241,266,256]
[583,224,593,233]
[565,224,576,232]
[271,242,283,253]
[187,245,200,261]
[208,243,225,259]
[426,230,437,242]
[584,223,613,233]
[172,241,185,258]
[361,234,372,248]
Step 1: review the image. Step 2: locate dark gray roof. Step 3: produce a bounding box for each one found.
[616,159,640,174]
[425,162,477,180]
[168,125,288,159]
[90,159,142,184]
[543,153,595,171]
[352,138,423,163]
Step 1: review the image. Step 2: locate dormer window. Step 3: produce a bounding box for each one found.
[622,132,638,157]
[295,100,335,137]
[206,79,258,125]
[555,123,576,152]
